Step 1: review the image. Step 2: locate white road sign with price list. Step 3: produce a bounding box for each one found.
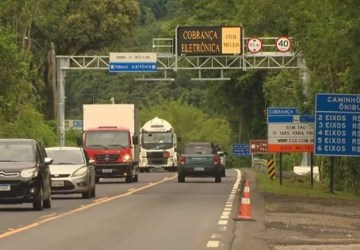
[267,107,315,153]
[315,93,360,157]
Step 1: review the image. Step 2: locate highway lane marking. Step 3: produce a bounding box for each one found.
[207,240,220,248]
[207,169,242,249]
[0,174,177,239]
[39,213,57,219]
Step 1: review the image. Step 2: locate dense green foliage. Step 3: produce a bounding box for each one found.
[0,0,359,193]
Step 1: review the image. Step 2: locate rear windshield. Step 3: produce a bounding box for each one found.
[184,144,213,154]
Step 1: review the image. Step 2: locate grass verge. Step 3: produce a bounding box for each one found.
[255,170,360,200]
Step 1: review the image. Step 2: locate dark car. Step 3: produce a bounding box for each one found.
[177,142,222,183]
[0,139,53,210]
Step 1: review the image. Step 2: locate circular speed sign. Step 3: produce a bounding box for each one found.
[276,36,291,52]
[247,37,262,53]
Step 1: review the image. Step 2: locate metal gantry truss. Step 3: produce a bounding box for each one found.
[55,37,306,146]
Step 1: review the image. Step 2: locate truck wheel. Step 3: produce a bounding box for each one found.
[178,172,185,183]
[125,175,133,183]
[133,174,139,182]
[215,173,222,183]
[221,168,226,177]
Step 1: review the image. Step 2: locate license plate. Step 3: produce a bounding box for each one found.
[102,169,112,173]
[0,184,10,191]
[52,180,64,187]
[194,167,204,171]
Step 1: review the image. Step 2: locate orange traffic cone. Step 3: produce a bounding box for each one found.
[234,180,255,221]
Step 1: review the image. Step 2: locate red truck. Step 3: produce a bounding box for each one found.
[82,104,140,183]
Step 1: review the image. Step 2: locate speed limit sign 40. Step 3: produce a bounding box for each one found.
[276,36,291,52]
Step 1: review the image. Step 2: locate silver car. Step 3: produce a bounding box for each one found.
[45,147,96,198]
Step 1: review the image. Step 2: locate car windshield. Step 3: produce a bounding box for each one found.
[0,142,35,162]
[184,144,213,154]
[46,149,85,165]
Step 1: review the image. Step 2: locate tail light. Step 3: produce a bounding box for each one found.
[179,155,186,165]
[212,155,220,165]
[163,151,170,158]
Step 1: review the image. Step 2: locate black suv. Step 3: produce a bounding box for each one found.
[0,138,53,210]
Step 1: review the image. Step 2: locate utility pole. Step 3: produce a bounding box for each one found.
[50,42,57,119]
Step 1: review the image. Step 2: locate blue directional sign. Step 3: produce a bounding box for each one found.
[315,93,360,157]
[73,120,83,128]
[232,144,250,157]
[109,52,157,73]
[267,115,315,123]
[109,62,157,72]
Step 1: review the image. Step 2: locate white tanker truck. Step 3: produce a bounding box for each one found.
[139,117,180,172]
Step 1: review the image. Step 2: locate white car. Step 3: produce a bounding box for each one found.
[45,147,96,198]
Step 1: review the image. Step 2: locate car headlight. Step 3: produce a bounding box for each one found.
[21,168,39,178]
[72,167,87,177]
[123,154,131,162]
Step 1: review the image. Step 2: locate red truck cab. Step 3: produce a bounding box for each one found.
[82,126,138,183]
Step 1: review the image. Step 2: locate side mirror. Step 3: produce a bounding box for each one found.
[88,159,95,165]
[133,135,139,145]
[45,157,53,165]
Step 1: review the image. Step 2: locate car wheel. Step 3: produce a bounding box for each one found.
[221,168,226,177]
[43,187,52,208]
[95,177,100,184]
[82,186,91,199]
[33,186,44,211]
[215,173,222,183]
[90,185,96,198]
[178,172,185,183]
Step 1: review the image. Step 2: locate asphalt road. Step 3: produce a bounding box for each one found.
[0,169,242,250]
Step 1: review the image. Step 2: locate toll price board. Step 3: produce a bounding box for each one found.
[315,93,360,157]
[267,107,315,153]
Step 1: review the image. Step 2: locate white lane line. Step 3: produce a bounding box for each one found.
[207,169,242,248]
[207,241,220,248]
